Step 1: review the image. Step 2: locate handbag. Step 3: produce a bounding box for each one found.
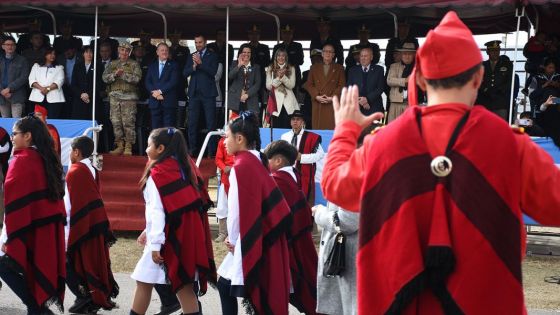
[323,211,346,277]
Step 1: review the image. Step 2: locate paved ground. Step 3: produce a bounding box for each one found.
[0,272,558,314]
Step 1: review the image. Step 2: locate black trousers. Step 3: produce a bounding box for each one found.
[154,284,179,307]
[273,107,291,129]
[217,277,246,315]
[0,263,45,314]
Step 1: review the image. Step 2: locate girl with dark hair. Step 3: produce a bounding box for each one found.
[217,111,291,315]
[28,47,66,118]
[266,48,299,128]
[0,115,66,315]
[131,127,215,315]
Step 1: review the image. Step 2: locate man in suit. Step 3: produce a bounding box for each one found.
[0,36,29,118]
[98,42,114,152]
[146,43,179,129]
[57,42,84,118]
[310,17,344,65]
[346,47,385,115]
[227,44,262,115]
[183,34,219,156]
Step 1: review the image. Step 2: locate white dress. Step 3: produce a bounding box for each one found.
[131,176,168,284]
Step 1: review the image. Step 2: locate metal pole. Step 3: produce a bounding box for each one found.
[509,6,524,125]
[384,10,398,38]
[224,6,230,127]
[133,5,168,41]
[22,6,57,37]
[92,6,100,158]
[251,8,281,44]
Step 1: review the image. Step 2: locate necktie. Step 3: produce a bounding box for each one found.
[363,66,368,73]
[159,62,165,78]
[291,131,298,148]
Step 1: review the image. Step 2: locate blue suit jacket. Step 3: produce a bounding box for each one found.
[145,59,180,109]
[347,64,385,114]
[183,48,219,99]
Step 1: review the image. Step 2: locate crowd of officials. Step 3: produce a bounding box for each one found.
[3,17,559,157]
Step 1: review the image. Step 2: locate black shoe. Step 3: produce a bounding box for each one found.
[68,296,93,314]
[154,302,181,315]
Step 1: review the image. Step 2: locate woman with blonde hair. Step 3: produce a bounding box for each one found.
[266,48,299,128]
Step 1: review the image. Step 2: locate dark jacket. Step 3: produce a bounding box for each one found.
[0,54,29,105]
[347,64,385,114]
[183,48,219,99]
[70,61,102,120]
[227,61,261,113]
[476,55,513,111]
[145,59,180,109]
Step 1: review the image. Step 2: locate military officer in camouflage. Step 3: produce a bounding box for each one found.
[476,40,514,121]
[102,41,142,156]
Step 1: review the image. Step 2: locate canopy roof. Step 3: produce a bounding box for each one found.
[0,0,554,41]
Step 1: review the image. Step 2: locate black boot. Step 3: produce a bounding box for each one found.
[68,296,93,314]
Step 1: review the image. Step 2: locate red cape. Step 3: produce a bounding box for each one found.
[358,106,525,314]
[66,162,118,309]
[234,151,291,315]
[47,124,61,158]
[272,169,318,315]
[151,157,216,293]
[295,131,321,204]
[0,148,66,310]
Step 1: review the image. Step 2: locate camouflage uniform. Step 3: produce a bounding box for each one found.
[102,58,141,145]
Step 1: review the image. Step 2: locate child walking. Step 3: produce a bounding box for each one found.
[131,127,215,315]
[217,111,291,315]
[0,115,66,315]
[214,134,234,242]
[64,136,119,313]
[264,140,318,315]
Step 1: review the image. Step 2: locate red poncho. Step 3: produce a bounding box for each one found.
[151,157,216,293]
[234,151,291,315]
[295,131,321,204]
[1,148,66,310]
[66,162,118,309]
[272,169,318,315]
[358,106,526,314]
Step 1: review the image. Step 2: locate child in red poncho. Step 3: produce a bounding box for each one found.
[130,127,215,315]
[0,115,66,314]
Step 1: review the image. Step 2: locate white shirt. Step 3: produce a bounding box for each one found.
[279,165,297,182]
[64,158,96,248]
[280,129,325,165]
[28,63,66,103]
[143,176,166,251]
[217,149,261,285]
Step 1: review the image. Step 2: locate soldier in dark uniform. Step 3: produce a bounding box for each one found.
[246,24,270,118]
[16,19,50,54]
[131,29,157,62]
[169,30,190,128]
[90,22,119,60]
[476,40,513,121]
[273,24,304,91]
[131,42,152,134]
[385,20,419,67]
[300,48,324,129]
[310,17,344,65]
[345,25,380,70]
[346,46,361,77]
[53,20,83,56]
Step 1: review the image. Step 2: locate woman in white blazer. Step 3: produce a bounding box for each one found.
[265,48,299,128]
[28,47,65,119]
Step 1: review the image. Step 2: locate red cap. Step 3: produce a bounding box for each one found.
[34,104,48,117]
[408,11,482,105]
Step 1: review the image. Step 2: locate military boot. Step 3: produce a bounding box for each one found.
[123,142,133,156]
[109,140,124,155]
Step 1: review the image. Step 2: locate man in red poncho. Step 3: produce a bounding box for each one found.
[34,104,61,158]
[264,140,318,315]
[64,136,118,313]
[321,11,560,315]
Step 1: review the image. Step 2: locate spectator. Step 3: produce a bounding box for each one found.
[345,25,381,70]
[385,20,419,67]
[300,49,323,128]
[265,48,299,128]
[273,25,304,92]
[102,41,142,156]
[22,31,47,66]
[169,30,190,128]
[523,31,549,76]
[516,111,546,137]
[314,203,359,315]
[228,44,262,114]
[304,43,345,129]
[386,42,419,122]
[132,42,153,135]
[310,17,344,65]
[53,20,83,56]
[98,42,114,152]
[246,25,270,110]
[345,46,361,77]
[529,57,560,110]
[146,42,179,129]
[70,45,101,120]
[132,29,157,62]
[16,19,50,54]
[347,47,385,115]
[57,42,83,118]
[537,95,560,148]
[0,36,29,118]
[476,40,513,121]
[28,47,65,119]
[207,29,234,71]
[183,34,219,156]
[90,21,119,60]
